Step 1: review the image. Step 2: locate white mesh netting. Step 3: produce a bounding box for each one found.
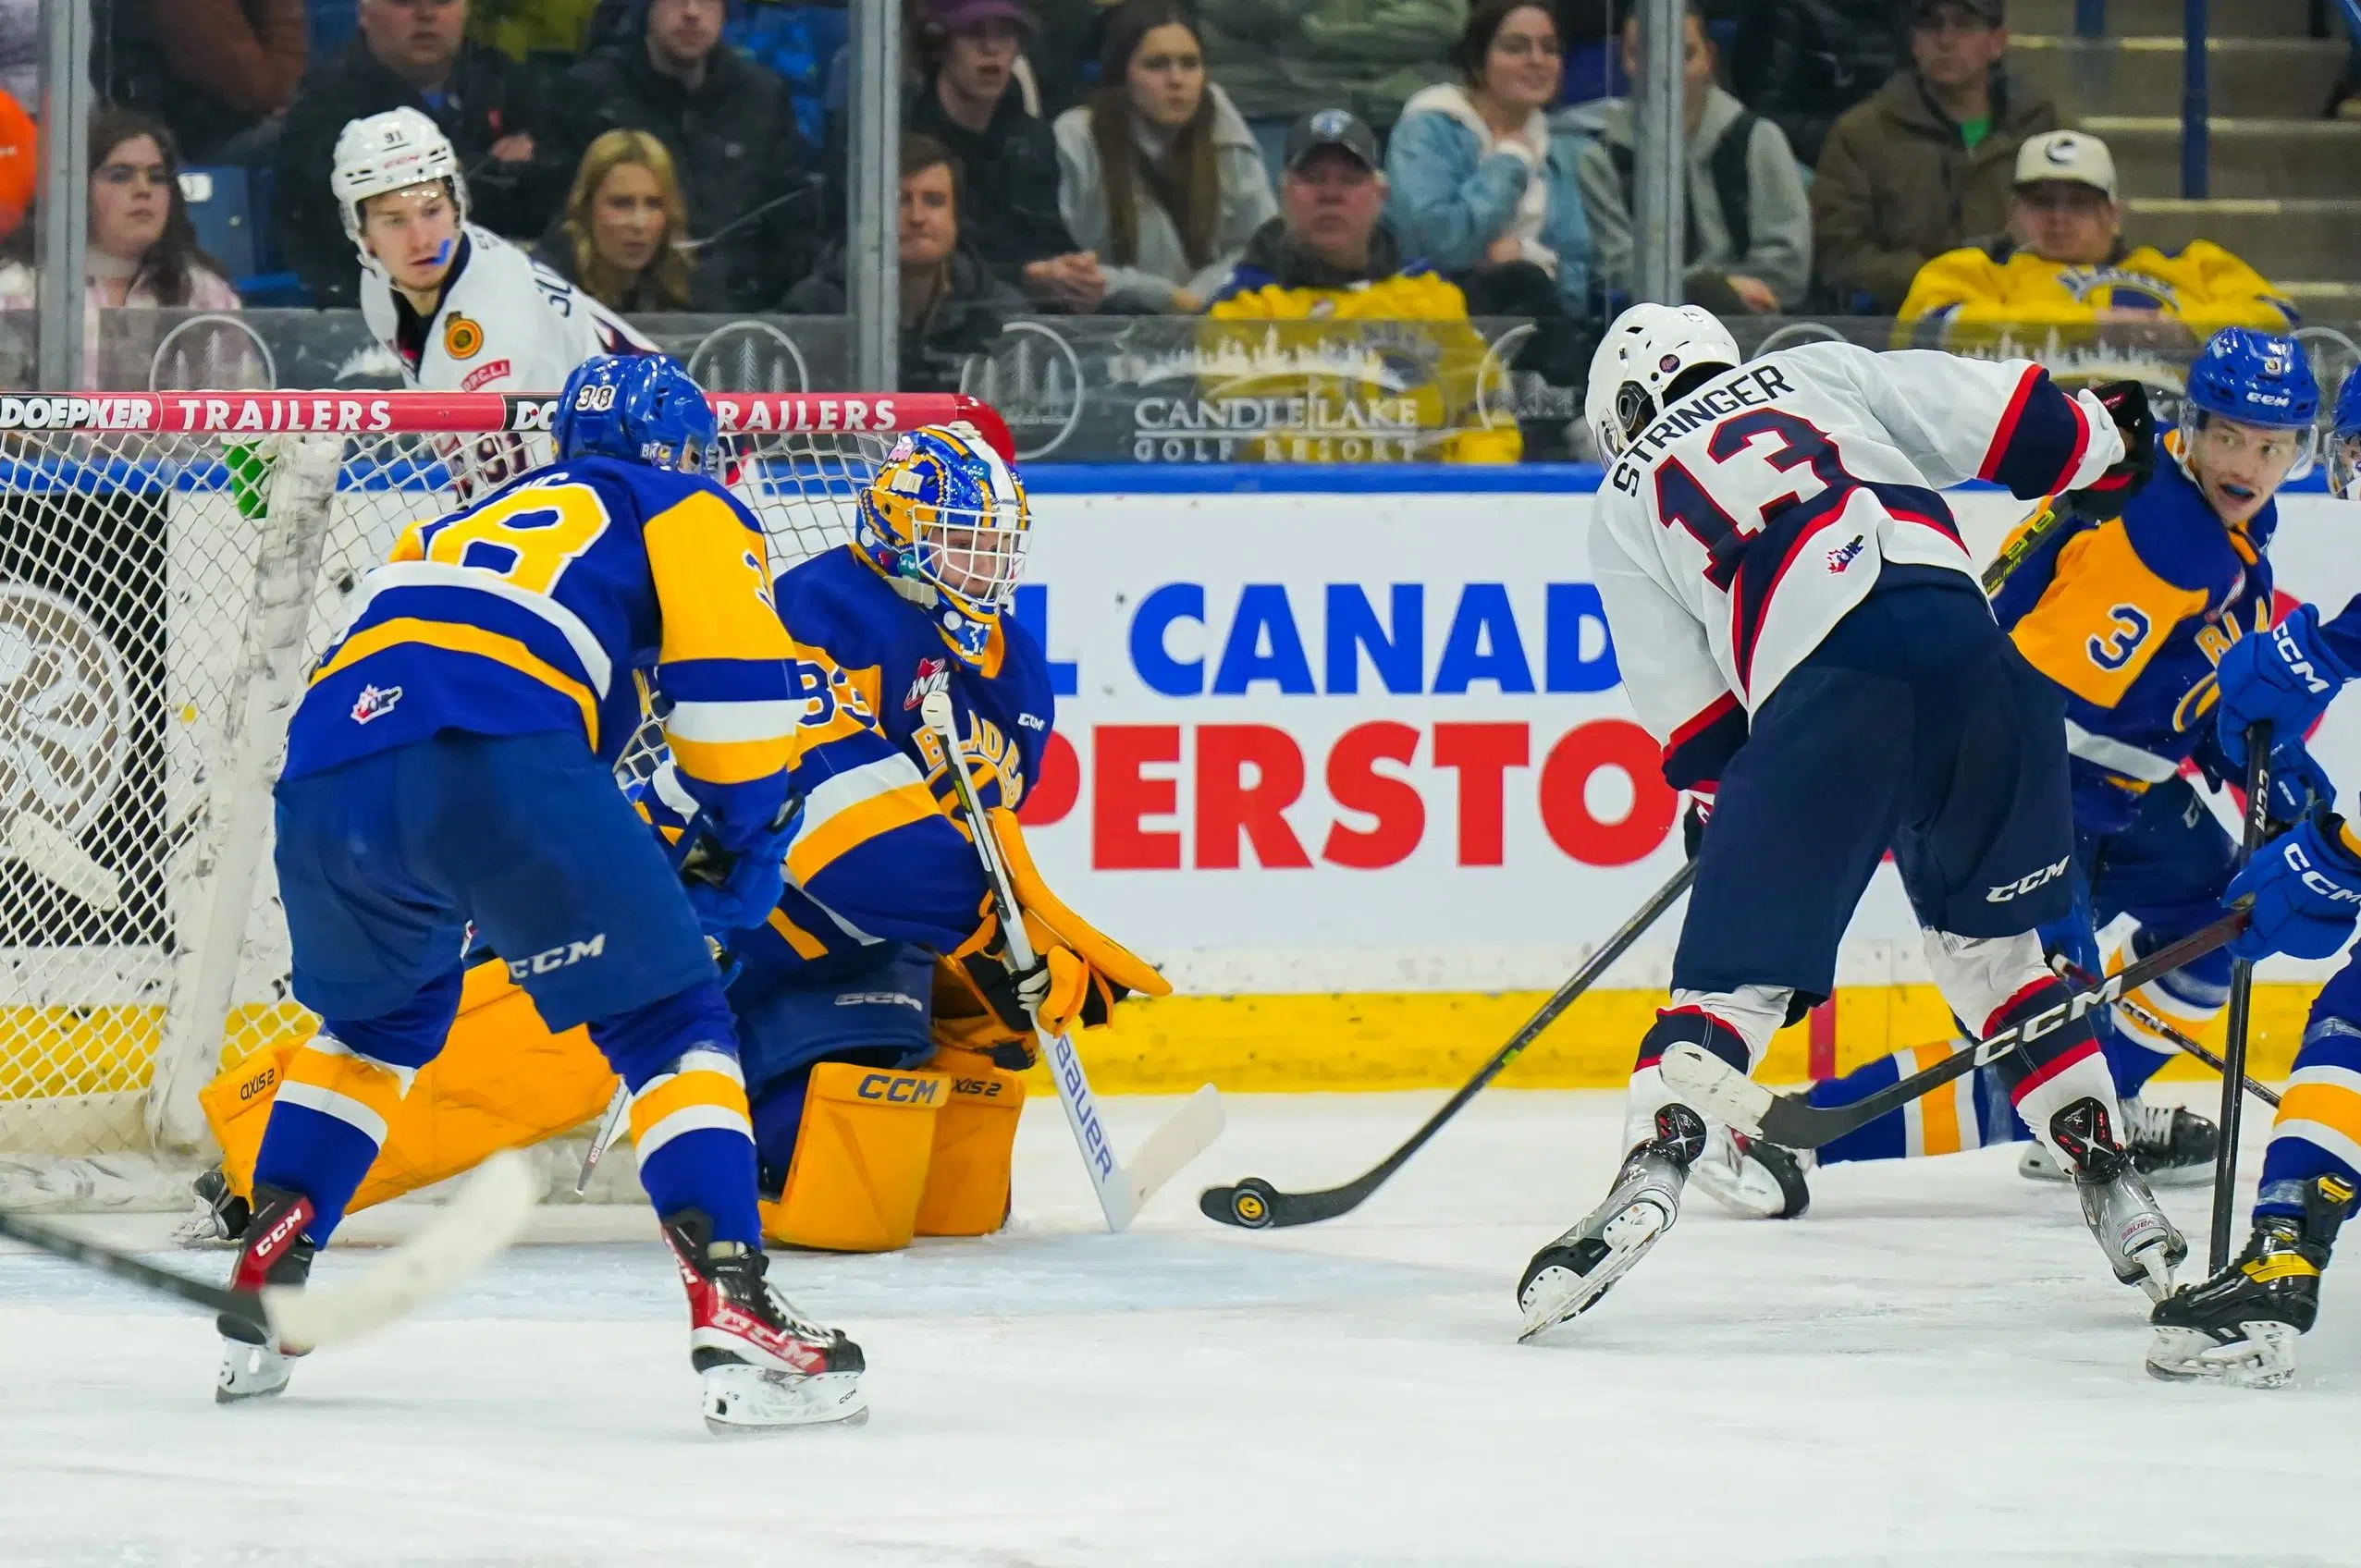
[0,389,1002,1209]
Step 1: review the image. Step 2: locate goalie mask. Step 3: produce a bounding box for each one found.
[855,424,1030,663]
[1585,303,1741,460]
[333,107,468,279]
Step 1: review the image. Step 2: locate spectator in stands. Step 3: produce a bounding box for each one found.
[1386,0,1594,318]
[1205,109,1519,464]
[1727,0,1903,169]
[95,0,308,163]
[908,0,1107,312]
[1028,0,1121,118]
[0,111,241,380]
[277,0,562,307]
[1812,0,2057,313]
[535,129,696,313]
[555,0,814,311]
[1898,129,2298,342]
[788,134,1023,393]
[1196,0,1464,179]
[1051,0,1275,313]
[1574,3,1811,313]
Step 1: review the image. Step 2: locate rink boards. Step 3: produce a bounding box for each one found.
[1014,466,2361,1090]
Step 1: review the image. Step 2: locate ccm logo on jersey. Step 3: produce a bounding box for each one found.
[507,934,608,980]
[1986,857,2072,903]
[904,656,951,710]
[1017,712,1046,730]
[2271,622,2337,694]
[834,991,926,1011]
[350,683,402,724]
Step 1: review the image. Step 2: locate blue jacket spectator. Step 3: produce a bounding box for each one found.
[1384,0,1594,316]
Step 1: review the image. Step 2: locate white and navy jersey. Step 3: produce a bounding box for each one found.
[1592,342,2124,788]
[359,225,654,396]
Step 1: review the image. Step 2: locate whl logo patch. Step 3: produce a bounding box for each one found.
[351,684,402,724]
[904,655,950,711]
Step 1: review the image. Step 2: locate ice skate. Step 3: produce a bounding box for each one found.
[1519,1103,1706,1341]
[2046,1097,2187,1301]
[1687,1122,1811,1219]
[661,1211,867,1434]
[2017,1097,2218,1187]
[2148,1173,2354,1389]
[215,1183,314,1404]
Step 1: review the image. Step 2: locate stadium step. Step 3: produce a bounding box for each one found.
[2121,198,2361,290]
[2012,36,2345,121]
[2008,0,2314,38]
[2082,116,2361,200]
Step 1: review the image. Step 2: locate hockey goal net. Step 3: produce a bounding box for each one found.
[0,389,1008,1210]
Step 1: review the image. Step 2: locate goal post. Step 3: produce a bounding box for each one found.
[0,388,1006,1211]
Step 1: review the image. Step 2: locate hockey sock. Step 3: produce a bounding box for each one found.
[1629,1002,1765,1148]
[251,1032,412,1244]
[594,980,765,1246]
[1807,1043,2026,1163]
[2258,1015,2361,1222]
[1977,978,2117,1134]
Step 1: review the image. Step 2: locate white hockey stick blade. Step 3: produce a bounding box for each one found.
[5,812,123,912]
[1658,1045,1772,1138]
[1124,1084,1224,1213]
[260,1148,538,1353]
[574,1081,629,1196]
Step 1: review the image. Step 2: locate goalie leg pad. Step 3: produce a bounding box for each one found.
[916,1045,1025,1237]
[759,1061,950,1253]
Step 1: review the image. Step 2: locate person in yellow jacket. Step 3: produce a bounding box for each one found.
[1898,129,2296,349]
[1200,108,1520,464]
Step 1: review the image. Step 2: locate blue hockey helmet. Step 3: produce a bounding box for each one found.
[553,354,718,474]
[2330,364,2361,502]
[855,423,1029,658]
[2180,327,2319,485]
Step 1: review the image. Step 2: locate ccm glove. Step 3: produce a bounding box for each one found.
[2216,605,2355,769]
[679,805,800,937]
[2061,380,2156,522]
[2262,740,2338,832]
[2227,811,2361,962]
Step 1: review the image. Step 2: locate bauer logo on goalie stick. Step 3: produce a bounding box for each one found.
[0,582,127,845]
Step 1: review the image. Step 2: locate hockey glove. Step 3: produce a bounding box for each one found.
[1680,784,1715,863]
[2216,605,2355,769]
[2226,810,2361,962]
[2262,740,2338,834]
[679,805,800,937]
[2060,380,2156,522]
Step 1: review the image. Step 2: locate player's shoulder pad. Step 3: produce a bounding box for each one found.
[773,545,904,655]
[2115,456,2244,598]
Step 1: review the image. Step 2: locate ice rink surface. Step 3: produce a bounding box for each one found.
[3,1087,2355,1568]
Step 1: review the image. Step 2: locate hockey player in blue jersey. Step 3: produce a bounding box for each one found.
[634,423,1165,1235]
[218,354,867,1433]
[1723,330,2323,1211]
[2146,367,2361,1387]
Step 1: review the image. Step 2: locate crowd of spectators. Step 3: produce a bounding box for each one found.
[0,0,2306,454]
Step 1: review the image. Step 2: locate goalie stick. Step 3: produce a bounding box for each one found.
[918,690,1223,1231]
[0,1148,536,1353]
[1660,906,2250,1150]
[1200,860,1697,1230]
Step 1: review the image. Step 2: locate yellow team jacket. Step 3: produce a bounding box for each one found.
[1897,237,2296,349]
[1199,270,1522,464]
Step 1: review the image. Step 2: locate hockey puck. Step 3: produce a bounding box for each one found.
[1226,1179,1277,1228]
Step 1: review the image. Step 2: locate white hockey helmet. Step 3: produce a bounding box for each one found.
[332,108,468,268]
[1585,302,1742,460]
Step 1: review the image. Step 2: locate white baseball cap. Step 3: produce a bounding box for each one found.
[2013,130,2117,200]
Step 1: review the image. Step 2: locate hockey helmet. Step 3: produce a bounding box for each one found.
[855,424,1030,658]
[1585,303,1742,461]
[2330,365,2361,502]
[2180,326,2319,484]
[553,354,719,474]
[333,108,468,271]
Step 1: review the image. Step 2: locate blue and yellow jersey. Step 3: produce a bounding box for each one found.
[643,543,1056,986]
[285,457,800,839]
[1992,444,2275,814]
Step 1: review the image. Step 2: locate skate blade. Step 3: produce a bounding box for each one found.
[2145,1322,2298,1390]
[1517,1202,1667,1344]
[214,1342,294,1405]
[2143,1163,2215,1190]
[702,1366,868,1435]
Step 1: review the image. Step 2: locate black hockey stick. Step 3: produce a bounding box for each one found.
[1200,861,1696,1230]
[1661,908,2249,1151]
[1980,498,2066,594]
[2211,725,2272,1273]
[0,1150,536,1352]
[2049,957,2279,1109]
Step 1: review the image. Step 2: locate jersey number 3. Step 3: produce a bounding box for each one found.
[1654,410,1856,591]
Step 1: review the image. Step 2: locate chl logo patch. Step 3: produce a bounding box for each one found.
[1826,535,1866,574]
[350,683,401,724]
[443,313,485,361]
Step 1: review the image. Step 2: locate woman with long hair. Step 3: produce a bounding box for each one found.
[535,129,696,315]
[0,107,239,310]
[1051,0,1274,312]
[1385,0,1596,314]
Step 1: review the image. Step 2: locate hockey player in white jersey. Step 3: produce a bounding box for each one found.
[1519,304,2172,1341]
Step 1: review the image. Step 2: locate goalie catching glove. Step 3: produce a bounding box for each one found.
[945,805,1170,1054]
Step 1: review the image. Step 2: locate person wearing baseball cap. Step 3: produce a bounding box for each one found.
[1899,127,2295,344]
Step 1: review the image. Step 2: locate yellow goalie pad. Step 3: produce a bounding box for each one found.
[202,961,617,1211]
